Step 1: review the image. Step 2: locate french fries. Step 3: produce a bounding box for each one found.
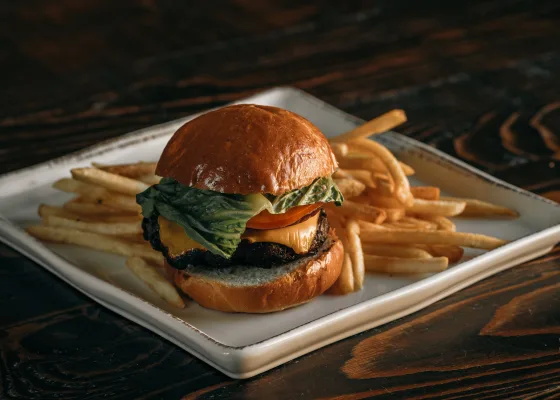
[26,225,163,265]
[126,257,185,308]
[347,139,413,206]
[54,178,141,213]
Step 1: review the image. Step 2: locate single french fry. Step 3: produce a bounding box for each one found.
[43,215,142,236]
[372,173,394,195]
[328,253,354,295]
[95,162,157,178]
[331,142,349,159]
[26,225,163,265]
[398,162,415,176]
[137,174,161,185]
[419,215,456,231]
[367,194,402,209]
[358,220,391,232]
[126,257,185,308]
[347,139,413,206]
[382,208,406,222]
[330,109,407,142]
[334,178,366,198]
[63,199,137,215]
[364,255,448,274]
[53,178,141,213]
[38,204,82,220]
[338,169,375,188]
[362,244,432,259]
[400,216,438,230]
[410,186,440,200]
[441,197,519,218]
[382,222,418,230]
[332,201,387,224]
[360,229,507,250]
[407,198,466,217]
[338,156,388,174]
[427,245,464,263]
[71,168,149,196]
[346,220,364,290]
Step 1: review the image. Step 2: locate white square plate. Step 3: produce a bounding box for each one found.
[0,87,558,379]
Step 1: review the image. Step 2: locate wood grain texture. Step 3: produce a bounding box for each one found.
[0,0,559,398]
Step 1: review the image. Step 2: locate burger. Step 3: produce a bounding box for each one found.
[137,104,344,313]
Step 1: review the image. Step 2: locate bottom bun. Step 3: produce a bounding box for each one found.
[165,232,343,313]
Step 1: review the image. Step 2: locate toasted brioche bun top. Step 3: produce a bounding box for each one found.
[165,233,343,313]
[156,104,338,195]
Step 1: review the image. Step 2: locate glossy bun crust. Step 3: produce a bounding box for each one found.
[165,235,343,313]
[156,104,338,195]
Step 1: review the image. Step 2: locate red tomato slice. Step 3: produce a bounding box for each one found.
[246,203,322,230]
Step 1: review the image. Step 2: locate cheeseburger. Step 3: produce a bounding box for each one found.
[137,104,344,313]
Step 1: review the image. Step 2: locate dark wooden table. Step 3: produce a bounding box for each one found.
[1,1,559,398]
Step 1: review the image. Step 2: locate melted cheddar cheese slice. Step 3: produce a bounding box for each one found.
[158,216,206,257]
[241,213,319,254]
[157,213,319,256]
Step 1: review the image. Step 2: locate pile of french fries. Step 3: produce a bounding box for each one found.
[26,109,519,306]
[26,163,186,308]
[325,110,518,294]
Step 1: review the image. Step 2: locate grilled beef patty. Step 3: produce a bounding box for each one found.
[142,209,330,269]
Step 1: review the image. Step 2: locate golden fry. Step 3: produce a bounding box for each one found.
[71,168,149,196]
[364,255,448,274]
[427,245,464,263]
[407,198,466,217]
[441,197,519,218]
[410,186,440,200]
[64,198,137,215]
[331,142,349,159]
[360,229,507,250]
[337,169,375,187]
[126,257,185,308]
[137,174,162,185]
[334,178,366,198]
[38,204,82,220]
[362,244,432,259]
[333,201,387,224]
[346,220,364,290]
[330,109,407,142]
[43,215,142,236]
[419,215,456,231]
[95,161,157,178]
[327,253,354,295]
[400,216,438,230]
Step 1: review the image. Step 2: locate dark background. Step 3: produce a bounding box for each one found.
[1,1,559,399]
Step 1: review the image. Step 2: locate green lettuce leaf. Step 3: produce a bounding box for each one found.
[137,177,343,258]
